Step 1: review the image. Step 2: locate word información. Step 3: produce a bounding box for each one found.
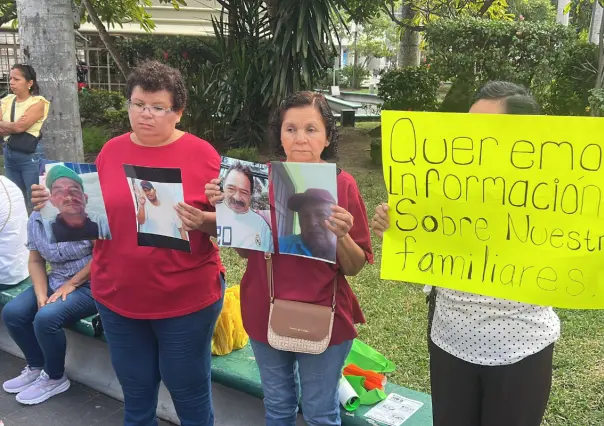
[380,110,604,309]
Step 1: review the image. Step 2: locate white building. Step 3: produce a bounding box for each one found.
[0,0,221,91]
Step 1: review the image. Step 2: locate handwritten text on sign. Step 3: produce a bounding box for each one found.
[380,111,604,309]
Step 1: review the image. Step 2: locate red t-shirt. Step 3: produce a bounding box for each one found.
[240,169,374,346]
[91,132,225,319]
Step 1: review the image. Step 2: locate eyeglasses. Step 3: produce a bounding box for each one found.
[127,100,174,117]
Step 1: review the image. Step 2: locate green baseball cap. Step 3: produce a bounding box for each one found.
[46,164,84,192]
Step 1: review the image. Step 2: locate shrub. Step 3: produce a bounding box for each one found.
[79,90,126,125]
[378,66,440,111]
[545,42,598,116]
[425,18,577,112]
[117,35,221,78]
[317,68,343,90]
[82,126,110,154]
[224,147,260,163]
[589,88,604,117]
[340,65,370,89]
[370,138,382,166]
[104,109,131,137]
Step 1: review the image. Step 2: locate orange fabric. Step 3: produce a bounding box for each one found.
[343,364,387,391]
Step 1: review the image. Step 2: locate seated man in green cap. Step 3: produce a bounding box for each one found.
[42,164,111,243]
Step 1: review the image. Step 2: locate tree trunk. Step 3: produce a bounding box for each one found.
[80,0,130,80]
[353,25,359,68]
[16,0,83,162]
[398,1,420,67]
[590,0,603,45]
[597,8,604,90]
[556,0,570,25]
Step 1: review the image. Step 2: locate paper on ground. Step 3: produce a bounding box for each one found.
[365,393,423,426]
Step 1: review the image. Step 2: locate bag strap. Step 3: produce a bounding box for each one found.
[265,253,338,310]
[10,97,16,123]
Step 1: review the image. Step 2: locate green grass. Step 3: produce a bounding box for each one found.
[354,121,381,132]
[221,125,604,426]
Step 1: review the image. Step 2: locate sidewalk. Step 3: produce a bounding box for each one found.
[0,351,173,426]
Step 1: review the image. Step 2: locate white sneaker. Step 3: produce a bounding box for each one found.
[2,366,41,394]
[15,370,70,405]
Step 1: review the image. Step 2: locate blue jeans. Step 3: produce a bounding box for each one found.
[96,275,225,426]
[250,339,353,426]
[1,284,97,379]
[2,143,43,210]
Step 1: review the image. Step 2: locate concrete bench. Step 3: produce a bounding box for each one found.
[0,278,433,425]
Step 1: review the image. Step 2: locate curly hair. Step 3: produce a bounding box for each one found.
[125,60,187,111]
[268,91,339,160]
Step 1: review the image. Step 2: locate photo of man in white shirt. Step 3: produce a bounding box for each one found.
[136,180,188,241]
[216,163,273,252]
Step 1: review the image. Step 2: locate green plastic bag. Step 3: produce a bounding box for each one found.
[345,375,387,406]
[345,339,396,373]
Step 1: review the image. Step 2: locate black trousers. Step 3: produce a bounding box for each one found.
[429,340,554,426]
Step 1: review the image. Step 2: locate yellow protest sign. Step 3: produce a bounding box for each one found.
[381,110,604,309]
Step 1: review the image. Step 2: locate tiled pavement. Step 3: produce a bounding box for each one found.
[0,351,174,426]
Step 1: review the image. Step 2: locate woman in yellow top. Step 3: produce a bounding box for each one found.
[0,64,50,210]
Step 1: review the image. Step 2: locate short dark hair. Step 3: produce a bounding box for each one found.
[473,81,540,115]
[12,64,40,96]
[269,91,339,160]
[125,60,187,111]
[225,163,254,194]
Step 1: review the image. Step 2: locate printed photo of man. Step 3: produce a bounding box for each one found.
[42,164,111,243]
[136,180,188,241]
[278,188,337,262]
[216,163,273,252]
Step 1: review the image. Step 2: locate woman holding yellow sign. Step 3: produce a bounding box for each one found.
[371,81,560,426]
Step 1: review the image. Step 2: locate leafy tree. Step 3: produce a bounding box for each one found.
[507,0,557,22]
[341,11,398,67]
[2,0,185,79]
[0,0,15,27]
[567,0,604,34]
[343,0,512,66]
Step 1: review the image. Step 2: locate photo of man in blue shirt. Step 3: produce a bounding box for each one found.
[278,188,337,263]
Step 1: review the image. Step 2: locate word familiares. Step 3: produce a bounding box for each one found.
[395,238,586,298]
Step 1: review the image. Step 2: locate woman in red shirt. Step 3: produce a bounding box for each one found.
[206,92,373,426]
[32,61,224,426]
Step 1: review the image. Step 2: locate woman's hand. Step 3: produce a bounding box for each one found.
[47,282,77,303]
[371,203,390,239]
[325,205,354,239]
[175,202,205,232]
[205,179,224,207]
[35,293,48,310]
[31,184,49,211]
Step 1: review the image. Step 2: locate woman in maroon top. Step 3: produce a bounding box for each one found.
[206,92,373,426]
[32,61,224,426]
